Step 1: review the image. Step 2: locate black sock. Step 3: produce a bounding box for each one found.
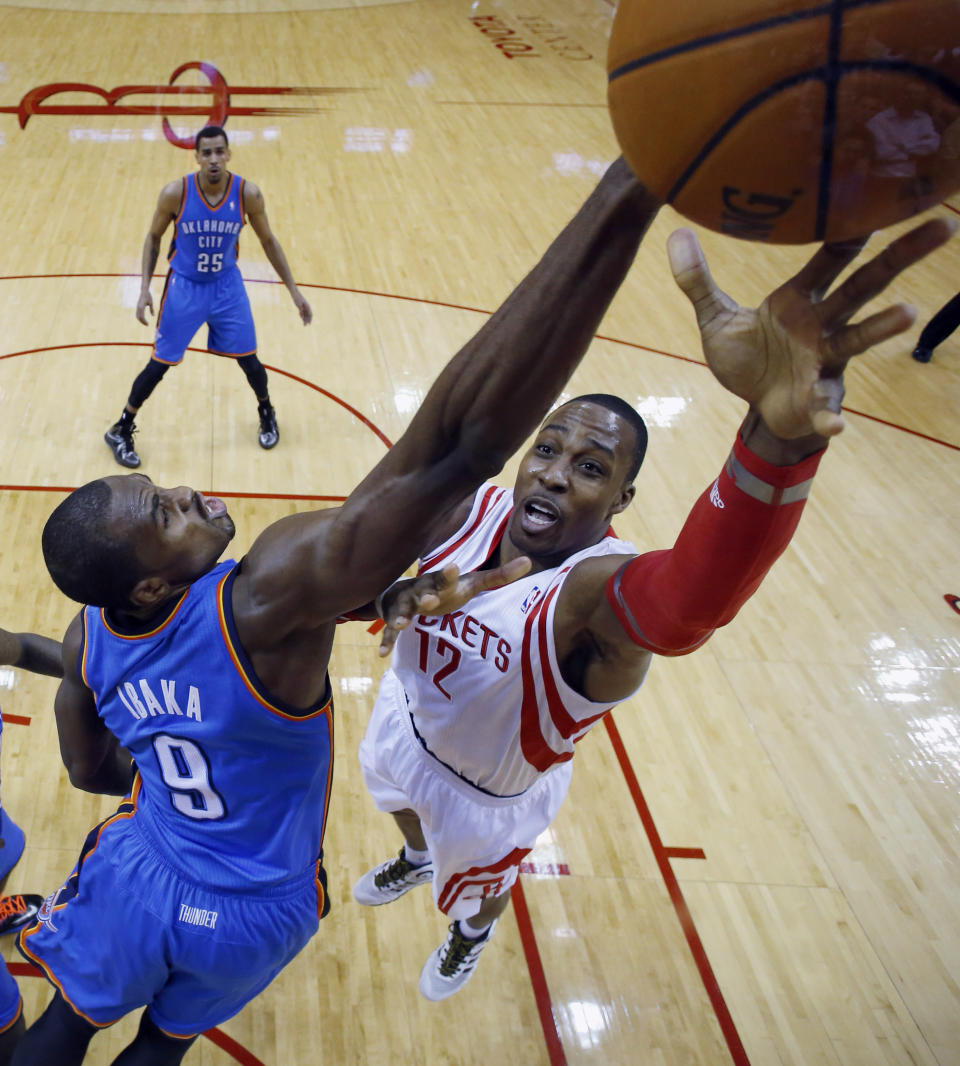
[119,409,136,428]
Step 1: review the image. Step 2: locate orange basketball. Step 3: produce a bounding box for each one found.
[607,0,960,243]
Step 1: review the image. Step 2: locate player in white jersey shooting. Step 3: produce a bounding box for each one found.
[354,208,957,1000]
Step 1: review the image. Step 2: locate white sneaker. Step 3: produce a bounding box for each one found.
[353,847,434,906]
[419,919,498,1001]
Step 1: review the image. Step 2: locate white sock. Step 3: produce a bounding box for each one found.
[403,844,430,867]
[460,916,492,940]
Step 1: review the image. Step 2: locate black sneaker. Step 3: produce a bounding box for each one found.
[0,893,43,936]
[258,402,279,449]
[104,421,141,468]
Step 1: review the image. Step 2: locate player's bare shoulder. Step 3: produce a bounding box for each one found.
[242,180,265,216]
[553,551,652,700]
[157,179,184,216]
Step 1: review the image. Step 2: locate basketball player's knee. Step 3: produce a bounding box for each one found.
[129,360,170,408]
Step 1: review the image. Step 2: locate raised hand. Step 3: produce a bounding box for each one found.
[668,217,957,439]
[377,557,532,657]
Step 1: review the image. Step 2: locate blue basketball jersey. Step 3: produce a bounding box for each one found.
[168,173,245,283]
[79,560,334,892]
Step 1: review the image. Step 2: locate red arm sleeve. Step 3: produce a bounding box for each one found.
[604,428,826,656]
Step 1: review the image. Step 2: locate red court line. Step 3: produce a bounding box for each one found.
[841,407,960,452]
[0,275,956,451]
[664,846,707,860]
[263,364,392,449]
[0,714,30,727]
[603,713,750,1066]
[511,879,568,1066]
[203,1028,266,1066]
[0,339,395,452]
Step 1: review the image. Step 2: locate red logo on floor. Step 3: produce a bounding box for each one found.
[946,594,960,616]
[0,61,358,148]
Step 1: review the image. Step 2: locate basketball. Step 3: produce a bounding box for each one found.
[607,1,960,243]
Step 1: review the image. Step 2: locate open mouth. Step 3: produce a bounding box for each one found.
[520,497,560,535]
[198,494,227,521]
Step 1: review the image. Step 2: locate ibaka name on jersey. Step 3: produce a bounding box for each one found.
[116,677,203,722]
[413,610,510,699]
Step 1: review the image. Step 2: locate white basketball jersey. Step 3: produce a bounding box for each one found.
[390,484,638,795]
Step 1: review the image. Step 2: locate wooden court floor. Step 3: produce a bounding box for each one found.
[0,1,957,1063]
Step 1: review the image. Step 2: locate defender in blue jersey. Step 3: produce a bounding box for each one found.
[104,125,313,469]
[19,156,954,1065]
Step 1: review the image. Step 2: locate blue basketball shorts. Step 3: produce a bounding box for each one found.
[153,267,257,365]
[0,965,20,1033]
[17,811,323,1036]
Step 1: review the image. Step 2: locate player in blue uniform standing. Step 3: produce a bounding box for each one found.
[104,125,313,469]
[13,156,953,1065]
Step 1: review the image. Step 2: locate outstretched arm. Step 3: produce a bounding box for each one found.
[245,182,313,325]
[240,159,661,635]
[556,217,957,703]
[0,628,63,677]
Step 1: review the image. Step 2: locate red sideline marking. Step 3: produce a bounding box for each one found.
[519,861,570,876]
[603,714,750,1066]
[203,1028,267,1066]
[0,714,30,727]
[946,594,960,616]
[511,879,567,1066]
[7,963,264,1064]
[841,407,960,452]
[367,619,386,636]
[664,847,707,860]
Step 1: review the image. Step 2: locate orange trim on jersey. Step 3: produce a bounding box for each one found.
[152,1023,199,1040]
[195,171,236,212]
[215,572,333,721]
[0,999,21,1033]
[98,589,190,641]
[79,610,98,700]
[174,176,188,225]
[151,351,182,366]
[16,937,116,1028]
[207,347,257,359]
[315,864,326,920]
[17,780,141,1031]
[317,715,335,846]
[152,271,177,363]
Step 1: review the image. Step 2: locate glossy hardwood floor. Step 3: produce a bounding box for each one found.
[0,1,957,1063]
